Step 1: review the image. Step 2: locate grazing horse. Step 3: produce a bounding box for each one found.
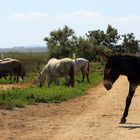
[39,58,75,87]
[0,59,24,82]
[73,58,90,83]
[3,58,25,81]
[101,52,140,124]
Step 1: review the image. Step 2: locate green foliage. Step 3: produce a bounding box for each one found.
[86,29,106,46]
[43,24,140,61]
[105,24,120,48]
[122,33,139,54]
[44,25,77,58]
[76,37,92,60]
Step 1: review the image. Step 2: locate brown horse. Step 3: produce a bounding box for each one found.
[0,59,24,82]
[101,52,140,124]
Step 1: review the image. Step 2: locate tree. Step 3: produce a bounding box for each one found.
[76,37,92,60]
[85,30,107,60]
[122,33,139,54]
[105,24,120,51]
[86,29,106,46]
[44,25,77,58]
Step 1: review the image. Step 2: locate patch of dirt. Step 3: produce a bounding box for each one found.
[0,82,33,90]
[1,76,140,140]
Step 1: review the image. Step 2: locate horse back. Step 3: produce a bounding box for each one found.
[58,58,74,74]
[0,59,22,74]
[74,58,89,71]
[48,58,73,76]
[124,59,140,82]
[59,58,75,87]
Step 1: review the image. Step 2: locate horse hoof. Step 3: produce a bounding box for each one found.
[120,118,126,124]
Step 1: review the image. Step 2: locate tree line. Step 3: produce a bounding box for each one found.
[44,25,140,61]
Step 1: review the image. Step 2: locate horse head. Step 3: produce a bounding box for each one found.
[101,53,120,90]
[38,70,47,87]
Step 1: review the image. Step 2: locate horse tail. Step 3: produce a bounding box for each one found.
[18,61,23,81]
[12,60,22,82]
[69,62,75,87]
[87,61,90,74]
[20,62,25,80]
[86,60,90,83]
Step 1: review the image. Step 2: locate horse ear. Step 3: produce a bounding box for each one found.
[100,52,110,62]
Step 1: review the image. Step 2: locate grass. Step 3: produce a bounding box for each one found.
[0,63,103,109]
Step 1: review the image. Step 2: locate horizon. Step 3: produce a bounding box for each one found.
[1,0,140,48]
[0,44,46,49]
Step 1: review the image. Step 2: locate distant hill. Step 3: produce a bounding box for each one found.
[0,46,47,53]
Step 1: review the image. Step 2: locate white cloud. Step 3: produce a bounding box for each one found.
[56,10,140,23]
[6,12,48,20]
[56,10,104,20]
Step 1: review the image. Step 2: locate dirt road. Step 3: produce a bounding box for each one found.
[1,76,140,140]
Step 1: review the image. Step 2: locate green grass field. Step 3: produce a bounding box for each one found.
[0,71,103,109]
[0,53,104,109]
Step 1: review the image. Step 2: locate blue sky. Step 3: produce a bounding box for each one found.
[0,0,140,48]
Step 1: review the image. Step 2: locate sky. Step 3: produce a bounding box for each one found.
[0,0,140,48]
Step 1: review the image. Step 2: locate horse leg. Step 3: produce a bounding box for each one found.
[120,83,137,124]
[14,74,16,82]
[64,76,70,87]
[82,73,85,82]
[48,81,52,87]
[87,61,90,83]
[14,73,19,83]
[16,75,19,83]
[55,78,59,85]
[3,74,7,80]
[9,73,12,81]
[84,66,90,83]
[47,78,52,88]
[81,69,85,82]
[86,73,90,83]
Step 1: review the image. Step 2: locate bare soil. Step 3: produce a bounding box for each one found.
[0,82,32,90]
[1,76,140,140]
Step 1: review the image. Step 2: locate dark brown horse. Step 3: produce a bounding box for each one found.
[0,59,24,82]
[101,52,140,124]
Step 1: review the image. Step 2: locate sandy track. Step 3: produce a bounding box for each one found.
[1,76,140,140]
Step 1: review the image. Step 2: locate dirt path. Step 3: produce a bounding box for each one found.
[1,76,140,140]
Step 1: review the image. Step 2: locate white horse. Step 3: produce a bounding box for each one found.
[74,58,90,83]
[38,58,75,87]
